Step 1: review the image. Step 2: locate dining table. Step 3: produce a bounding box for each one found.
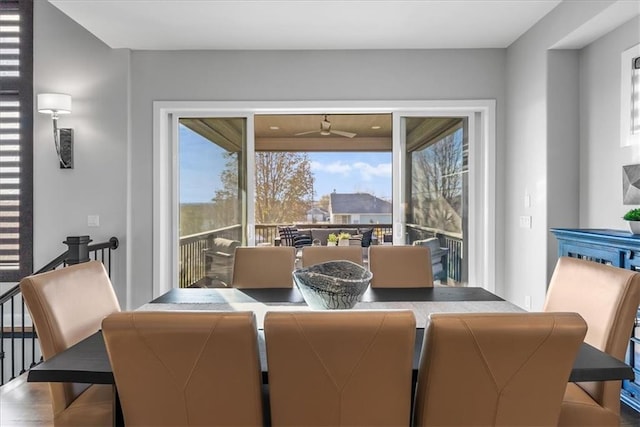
[27,286,635,427]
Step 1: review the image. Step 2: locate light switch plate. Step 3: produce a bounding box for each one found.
[519,215,532,228]
[88,215,100,227]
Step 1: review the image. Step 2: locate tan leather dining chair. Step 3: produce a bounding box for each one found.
[102,311,264,427]
[301,245,363,267]
[543,256,640,426]
[231,246,296,288]
[368,245,434,287]
[413,312,587,427]
[264,310,415,426]
[20,261,120,426]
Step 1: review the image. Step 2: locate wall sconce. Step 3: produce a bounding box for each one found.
[37,93,73,169]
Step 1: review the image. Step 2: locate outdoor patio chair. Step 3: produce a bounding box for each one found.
[278,226,312,248]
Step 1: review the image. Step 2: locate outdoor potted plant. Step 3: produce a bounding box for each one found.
[623,208,640,235]
[327,233,338,246]
[338,232,351,246]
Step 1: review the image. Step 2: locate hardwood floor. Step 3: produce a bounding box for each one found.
[2,372,640,426]
[621,401,640,427]
[0,374,53,426]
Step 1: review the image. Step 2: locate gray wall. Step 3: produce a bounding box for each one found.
[30,0,639,311]
[580,17,640,227]
[503,0,625,310]
[130,49,506,307]
[32,2,129,302]
[547,50,580,281]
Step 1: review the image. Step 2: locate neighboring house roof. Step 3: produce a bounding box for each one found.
[329,193,392,215]
[307,207,328,216]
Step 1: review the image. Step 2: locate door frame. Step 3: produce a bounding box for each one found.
[153,100,496,297]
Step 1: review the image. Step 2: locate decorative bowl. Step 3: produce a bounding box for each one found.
[293,260,372,309]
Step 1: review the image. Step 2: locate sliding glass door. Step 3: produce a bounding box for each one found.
[395,115,469,285]
[157,101,494,295]
[177,117,248,288]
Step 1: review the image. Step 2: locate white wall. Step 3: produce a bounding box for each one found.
[129,49,506,307]
[580,16,640,228]
[32,2,130,302]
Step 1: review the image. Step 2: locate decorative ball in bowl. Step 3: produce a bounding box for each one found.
[293,260,372,310]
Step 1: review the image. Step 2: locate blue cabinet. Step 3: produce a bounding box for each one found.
[551,228,640,412]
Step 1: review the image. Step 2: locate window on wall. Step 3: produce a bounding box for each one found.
[632,56,639,136]
[621,43,640,147]
[0,0,33,282]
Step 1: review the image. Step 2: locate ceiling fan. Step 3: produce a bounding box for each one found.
[295,115,357,138]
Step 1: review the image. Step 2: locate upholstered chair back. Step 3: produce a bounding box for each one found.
[231,246,296,288]
[368,245,434,287]
[544,256,640,425]
[20,261,120,423]
[413,312,587,427]
[265,310,415,426]
[102,311,264,427]
[301,245,363,267]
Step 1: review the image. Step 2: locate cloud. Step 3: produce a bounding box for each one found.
[310,160,352,175]
[353,162,392,181]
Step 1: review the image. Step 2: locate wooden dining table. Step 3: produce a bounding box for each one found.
[27,286,635,426]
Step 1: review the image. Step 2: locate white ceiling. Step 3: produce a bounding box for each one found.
[48,0,564,50]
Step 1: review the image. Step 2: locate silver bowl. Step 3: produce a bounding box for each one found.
[293,260,372,309]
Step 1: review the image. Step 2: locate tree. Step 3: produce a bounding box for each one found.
[317,194,331,211]
[210,152,242,227]
[255,152,314,223]
[410,130,465,233]
[212,152,315,225]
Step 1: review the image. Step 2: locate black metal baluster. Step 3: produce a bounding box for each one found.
[1,303,4,385]
[20,298,25,374]
[10,296,15,380]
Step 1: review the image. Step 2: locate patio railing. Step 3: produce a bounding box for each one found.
[178,223,465,287]
[406,223,465,284]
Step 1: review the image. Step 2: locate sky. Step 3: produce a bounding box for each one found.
[179,125,392,203]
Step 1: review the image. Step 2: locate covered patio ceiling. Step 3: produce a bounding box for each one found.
[181,114,462,152]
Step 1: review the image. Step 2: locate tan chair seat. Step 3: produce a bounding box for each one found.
[20,261,120,426]
[265,310,415,426]
[301,245,363,267]
[102,311,264,426]
[413,312,587,427]
[231,246,296,288]
[558,383,619,426]
[53,384,113,426]
[544,257,640,426]
[368,245,434,287]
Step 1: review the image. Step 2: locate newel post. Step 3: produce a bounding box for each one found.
[63,235,93,265]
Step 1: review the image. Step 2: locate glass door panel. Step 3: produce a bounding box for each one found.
[400,116,468,285]
[177,117,247,288]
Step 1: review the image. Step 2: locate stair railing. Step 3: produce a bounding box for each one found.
[0,236,119,386]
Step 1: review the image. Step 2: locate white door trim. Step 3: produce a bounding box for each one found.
[153,99,496,297]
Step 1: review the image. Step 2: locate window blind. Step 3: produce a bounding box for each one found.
[0,0,32,282]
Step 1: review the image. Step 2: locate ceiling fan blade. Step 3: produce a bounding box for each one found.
[330,129,357,138]
[294,130,320,136]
